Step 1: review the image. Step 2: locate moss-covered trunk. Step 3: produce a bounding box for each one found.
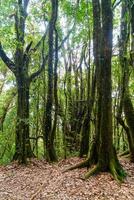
[124,95,134,161]
[65,0,126,182]
[44,0,58,162]
[117,1,134,162]
[13,76,33,163]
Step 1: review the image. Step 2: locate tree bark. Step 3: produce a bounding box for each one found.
[65,0,126,182]
[44,0,58,162]
[0,0,45,164]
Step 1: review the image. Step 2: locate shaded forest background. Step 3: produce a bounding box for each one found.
[0,0,134,181]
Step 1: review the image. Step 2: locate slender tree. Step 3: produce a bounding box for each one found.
[44,0,58,162]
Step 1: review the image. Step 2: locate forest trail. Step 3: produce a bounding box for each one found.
[0,157,134,200]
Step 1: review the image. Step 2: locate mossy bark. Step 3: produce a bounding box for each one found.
[124,95,134,161]
[0,1,46,164]
[118,1,134,162]
[85,0,125,181]
[79,114,90,157]
[13,78,34,164]
[64,0,126,182]
[44,0,58,162]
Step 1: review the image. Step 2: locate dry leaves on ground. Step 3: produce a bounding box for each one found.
[0,157,134,200]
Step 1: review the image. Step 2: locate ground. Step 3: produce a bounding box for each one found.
[0,157,134,200]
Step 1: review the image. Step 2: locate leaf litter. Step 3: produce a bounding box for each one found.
[0,157,134,200]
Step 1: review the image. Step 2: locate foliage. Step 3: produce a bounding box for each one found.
[0,0,133,173]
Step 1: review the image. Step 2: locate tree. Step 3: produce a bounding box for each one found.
[44,0,58,162]
[117,0,134,161]
[0,0,47,164]
[65,0,126,182]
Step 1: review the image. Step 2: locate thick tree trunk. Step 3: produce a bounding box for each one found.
[13,77,34,163]
[84,0,126,181]
[117,1,134,162]
[65,0,126,182]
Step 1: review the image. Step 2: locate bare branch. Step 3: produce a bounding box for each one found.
[116,116,129,134]
[24,0,30,11]
[58,25,74,50]
[25,41,33,54]
[29,135,44,140]
[0,43,16,74]
[23,41,33,60]
[31,26,49,53]
[112,0,122,10]
[29,55,48,82]
[29,25,73,82]
[23,0,30,18]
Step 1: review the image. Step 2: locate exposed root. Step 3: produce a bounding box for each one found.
[119,150,129,157]
[63,153,126,183]
[63,159,89,172]
[83,159,127,182]
[110,165,122,182]
[125,154,130,158]
[84,165,101,180]
[110,160,126,182]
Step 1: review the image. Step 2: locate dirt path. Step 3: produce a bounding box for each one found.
[0,157,134,200]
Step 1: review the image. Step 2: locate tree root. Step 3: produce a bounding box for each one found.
[110,160,126,182]
[121,150,134,162]
[119,150,129,157]
[63,159,89,172]
[63,155,126,182]
[84,165,101,179]
[82,159,127,182]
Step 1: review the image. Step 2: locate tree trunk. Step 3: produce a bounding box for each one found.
[79,41,91,157]
[44,0,58,162]
[0,0,46,164]
[0,88,16,131]
[13,76,34,163]
[85,0,125,181]
[81,0,101,162]
[117,1,134,161]
[124,95,134,161]
[65,0,126,182]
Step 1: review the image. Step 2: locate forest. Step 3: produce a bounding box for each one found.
[0,0,134,199]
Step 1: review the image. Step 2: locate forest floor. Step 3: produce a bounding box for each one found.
[0,157,134,200]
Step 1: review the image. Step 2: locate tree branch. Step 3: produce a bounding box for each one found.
[25,41,33,54]
[116,116,129,134]
[112,0,122,10]
[29,135,44,140]
[29,55,48,82]
[24,0,30,11]
[29,26,73,82]
[23,41,33,61]
[58,26,74,50]
[0,43,16,74]
[31,26,49,53]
